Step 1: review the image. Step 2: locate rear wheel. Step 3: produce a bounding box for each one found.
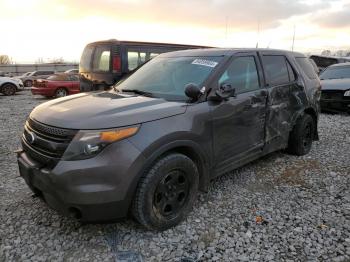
[287,114,315,156]
[132,153,199,231]
[24,80,32,87]
[55,88,67,98]
[1,84,17,96]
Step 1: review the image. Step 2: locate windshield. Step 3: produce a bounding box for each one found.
[320,66,350,80]
[115,56,222,100]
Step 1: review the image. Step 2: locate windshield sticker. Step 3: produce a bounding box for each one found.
[192,59,218,68]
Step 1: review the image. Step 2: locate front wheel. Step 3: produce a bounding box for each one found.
[1,84,17,96]
[132,153,199,231]
[287,114,315,156]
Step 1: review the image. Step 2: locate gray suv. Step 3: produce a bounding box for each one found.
[17,48,321,230]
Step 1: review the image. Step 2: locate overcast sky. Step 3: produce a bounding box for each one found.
[1,0,350,63]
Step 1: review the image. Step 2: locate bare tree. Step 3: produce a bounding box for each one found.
[49,57,65,64]
[35,57,45,64]
[0,55,11,64]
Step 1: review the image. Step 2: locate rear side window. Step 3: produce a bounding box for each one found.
[296,57,317,79]
[92,46,111,72]
[262,55,293,86]
[80,45,94,72]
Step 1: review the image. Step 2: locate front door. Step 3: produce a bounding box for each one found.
[210,53,268,173]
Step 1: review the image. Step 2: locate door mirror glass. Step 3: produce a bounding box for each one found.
[215,83,236,100]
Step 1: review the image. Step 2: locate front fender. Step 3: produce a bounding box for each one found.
[124,138,211,212]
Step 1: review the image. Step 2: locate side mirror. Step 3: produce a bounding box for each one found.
[215,83,236,100]
[185,83,201,100]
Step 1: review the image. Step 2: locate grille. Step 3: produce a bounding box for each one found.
[22,118,77,168]
[321,90,344,101]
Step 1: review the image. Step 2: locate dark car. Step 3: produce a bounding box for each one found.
[17,48,320,230]
[310,55,350,72]
[31,74,80,98]
[319,63,350,113]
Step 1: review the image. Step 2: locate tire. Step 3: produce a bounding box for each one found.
[1,84,17,96]
[24,80,33,87]
[287,114,315,156]
[55,88,68,98]
[132,153,199,231]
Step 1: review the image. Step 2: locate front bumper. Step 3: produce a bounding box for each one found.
[17,139,146,222]
[320,98,350,113]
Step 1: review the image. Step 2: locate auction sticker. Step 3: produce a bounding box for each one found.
[192,59,218,68]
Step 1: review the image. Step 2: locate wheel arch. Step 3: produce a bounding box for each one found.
[0,82,17,93]
[126,140,211,215]
[291,107,319,141]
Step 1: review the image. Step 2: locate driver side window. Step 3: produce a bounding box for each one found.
[218,56,260,95]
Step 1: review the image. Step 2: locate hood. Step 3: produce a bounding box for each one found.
[321,79,350,91]
[30,91,187,129]
[0,77,19,85]
[0,76,11,81]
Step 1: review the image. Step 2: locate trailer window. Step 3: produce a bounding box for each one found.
[92,46,111,72]
[128,51,146,71]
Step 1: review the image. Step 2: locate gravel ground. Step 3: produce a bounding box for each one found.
[0,91,349,262]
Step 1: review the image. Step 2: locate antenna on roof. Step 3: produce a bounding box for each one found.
[256,20,260,48]
[291,25,296,51]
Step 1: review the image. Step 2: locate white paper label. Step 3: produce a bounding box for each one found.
[191,59,218,68]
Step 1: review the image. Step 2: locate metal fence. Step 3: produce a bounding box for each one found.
[0,63,79,76]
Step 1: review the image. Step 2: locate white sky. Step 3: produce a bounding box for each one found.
[0,0,350,63]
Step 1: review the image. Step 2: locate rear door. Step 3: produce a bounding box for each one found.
[259,52,297,147]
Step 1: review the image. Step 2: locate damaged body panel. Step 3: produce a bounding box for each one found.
[17,48,320,229]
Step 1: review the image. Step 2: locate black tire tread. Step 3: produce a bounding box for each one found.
[132,153,198,230]
[287,114,314,156]
[2,83,16,96]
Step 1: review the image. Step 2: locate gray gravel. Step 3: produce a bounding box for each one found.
[0,91,349,262]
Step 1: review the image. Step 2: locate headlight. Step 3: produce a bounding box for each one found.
[13,78,23,84]
[62,125,140,161]
[344,90,350,96]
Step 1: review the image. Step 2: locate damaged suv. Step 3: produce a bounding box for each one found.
[17,49,320,230]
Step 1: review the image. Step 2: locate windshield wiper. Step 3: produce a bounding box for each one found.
[119,89,154,97]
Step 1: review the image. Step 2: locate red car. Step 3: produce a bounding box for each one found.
[31,74,80,98]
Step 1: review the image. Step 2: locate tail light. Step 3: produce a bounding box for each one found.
[112,56,121,73]
[34,80,47,88]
